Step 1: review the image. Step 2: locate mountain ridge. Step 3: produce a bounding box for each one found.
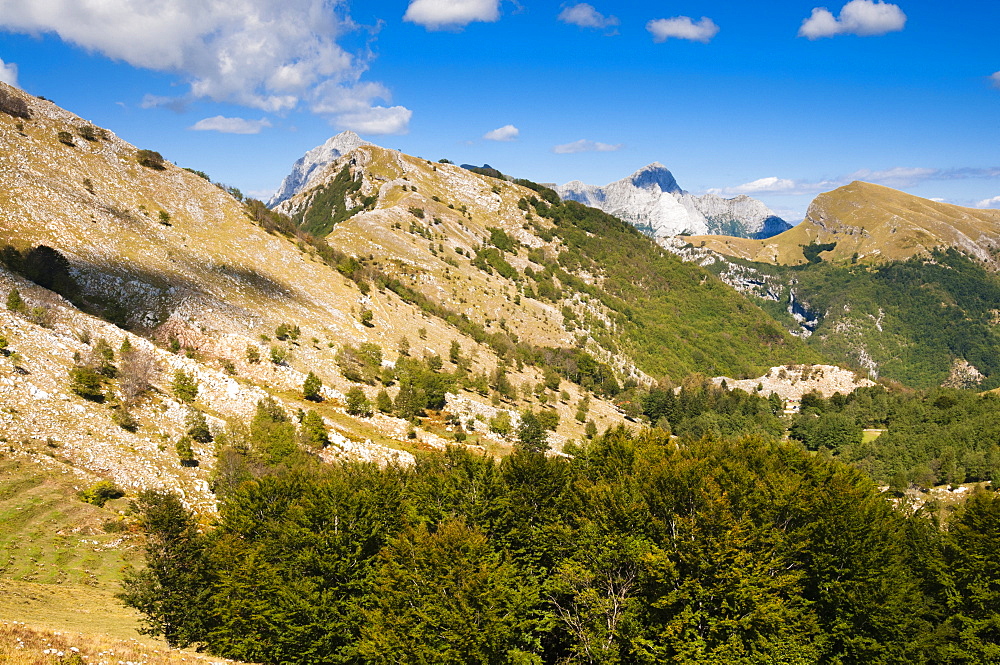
[555,163,792,240]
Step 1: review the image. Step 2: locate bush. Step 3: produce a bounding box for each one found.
[172,370,198,403]
[112,407,139,432]
[345,387,373,417]
[376,389,393,413]
[77,124,98,141]
[186,410,213,443]
[489,411,512,437]
[176,435,197,466]
[136,149,165,170]
[57,130,74,146]
[303,371,323,401]
[80,480,124,507]
[6,288,27,315]
[246,345,261,364]
[70,365,104,402]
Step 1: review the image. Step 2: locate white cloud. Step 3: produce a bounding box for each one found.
[0,0,409,128]
[711,165,1000,198]
[0,57,17,87]
[991,71,1000,89]
[483,124,519,141]
[799,0,906,39]
[403,0,500,30]
[140,94,190,113]
[977,195,1000,209]
[558,4,618,30]
[335,105,412,135]
[847,166,936,187]
[189,115,272,134]
[646,16,719,43]
[552,139,622,154]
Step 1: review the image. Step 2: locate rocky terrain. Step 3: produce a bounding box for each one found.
[267,130,369,207]
[556,163,792,239]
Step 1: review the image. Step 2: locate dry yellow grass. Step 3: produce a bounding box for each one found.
[0,618,250,664]
[689,181,1000,266]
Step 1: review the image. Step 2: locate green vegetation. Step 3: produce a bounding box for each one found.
[515,181,820,379]
[136,149,165,170]
[294,165,376,236]
[171,370,198,403]
[303,371,323,401]
[731,249,1000,388]
[122,426,1000,663]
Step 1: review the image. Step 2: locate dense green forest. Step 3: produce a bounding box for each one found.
[123,407,1000,664]
[722,249,1000,390]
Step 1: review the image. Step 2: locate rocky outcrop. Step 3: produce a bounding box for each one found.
[267,131,369,207]
[556,163,791,239]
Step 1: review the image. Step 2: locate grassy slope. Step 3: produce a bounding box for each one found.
[689,181,1000,266]
[0,455,145,639]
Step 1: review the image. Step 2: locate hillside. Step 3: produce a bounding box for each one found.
[275,145,819,381]
[687,181,1000,265]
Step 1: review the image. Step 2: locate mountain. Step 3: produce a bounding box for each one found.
[556,163,792,239]
[687,180,1000,266]
[267,130,368,207]
[661,181,1000,388]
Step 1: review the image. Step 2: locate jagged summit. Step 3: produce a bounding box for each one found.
[268,130,369,207]
[628,162,683,194]
[555,164,790,240]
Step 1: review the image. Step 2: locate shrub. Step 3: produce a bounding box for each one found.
[6,288,27,315]
[298,410,328,448]
[158,210,171,225]
[80,480,124,507]
[57,130,74,146]
[270,345,288,365]
[77,124,98,141]
[303,371,323,401]
[359,309,374,327]
[376,389,393,413]
[186,410,213,443]
[489,411,512,437]
[172,370,198,403]
[175,435,197,466]
[136,149,165,170]
[246,345,261,363]
[345,387,373,417]
[112,407,139,432]
[70,365,104,402]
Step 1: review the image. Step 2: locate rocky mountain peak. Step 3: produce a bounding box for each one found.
[267,130,370,207]
[628,162,683,194]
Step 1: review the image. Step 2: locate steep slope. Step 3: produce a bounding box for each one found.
[276,145,820,382]
[267,130,369,207]
[0,81,627,504]
[556,163,792,239]
[688,181,1000,265]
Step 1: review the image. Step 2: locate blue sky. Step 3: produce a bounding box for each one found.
[1,0,998,220]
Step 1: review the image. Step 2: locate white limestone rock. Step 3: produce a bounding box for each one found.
[268,131,369,207]
[556,163,792,240]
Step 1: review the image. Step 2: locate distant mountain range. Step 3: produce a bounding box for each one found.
[555,163,793,240]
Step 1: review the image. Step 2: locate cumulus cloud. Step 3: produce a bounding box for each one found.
[0,57,17,87]
[483,124,519,141]
[799,0,906,39]
[991,71,1000,89]
[646,16,719,43]
[0,0,411,133]
[335,105,412,135]
[558,4,619,30]
[189,116,272,134]
[403,0,500,30]
[552,139,622,154]
[977,195,1000,209]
